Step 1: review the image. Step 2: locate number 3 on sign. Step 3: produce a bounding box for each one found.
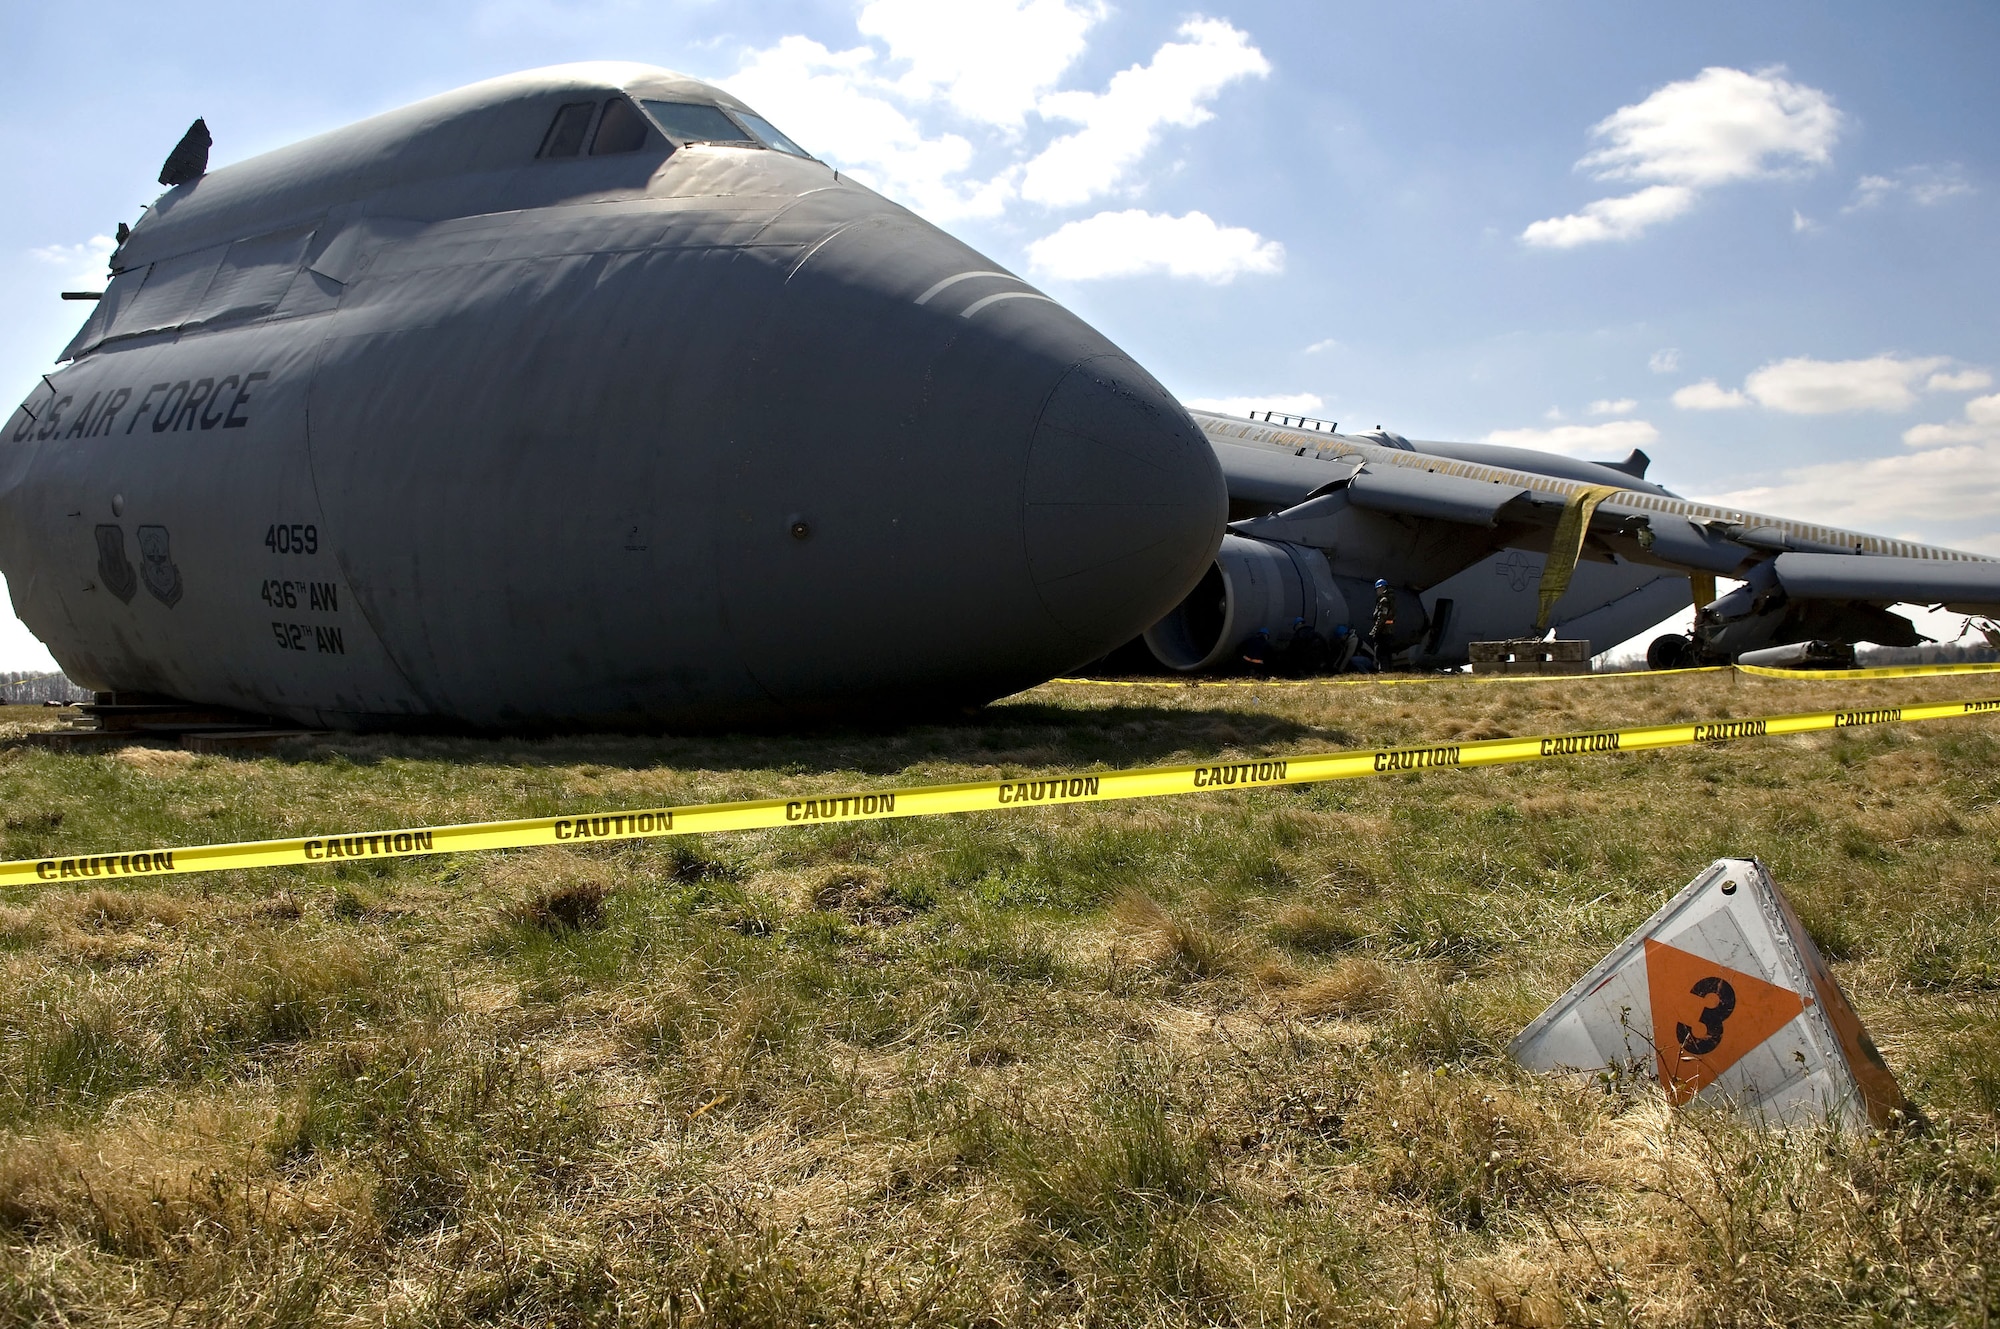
[1676,976,1737,1055]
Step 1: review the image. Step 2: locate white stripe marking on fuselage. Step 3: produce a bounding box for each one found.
[960,291,1057,319]
[914,270,1018,306]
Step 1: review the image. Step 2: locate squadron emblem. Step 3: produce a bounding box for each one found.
[94,525,137,603]
[136,525,183,607]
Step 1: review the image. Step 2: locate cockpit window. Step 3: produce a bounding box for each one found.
[641,100,755,146]
[733,110,813,158]
[539,101,596,158]
[590,97,651,155]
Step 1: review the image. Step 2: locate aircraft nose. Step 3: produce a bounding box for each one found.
[713,209,1228,707]
[1022,354,1227,639]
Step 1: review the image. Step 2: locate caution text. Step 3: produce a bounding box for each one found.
[1373,746,1461,772]
[1540,732,1621,756]
[554,811,673,840]
[304,831,435,860]
[785,794,896,822]
[1193,760,1290,788]
[998,776,1101,804]
[1835,707,1902,728]
[1692,719,1767,743]
[35,851,175,881]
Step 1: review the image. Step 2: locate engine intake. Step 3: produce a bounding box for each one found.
[1143,534,1349,671]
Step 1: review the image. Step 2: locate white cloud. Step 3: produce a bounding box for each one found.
[1792,208,1814,233]
[1520,184,1694,249]
[1743,354,1948,414]
[1672,379,1750,410]
[1183,393,1324,418]
[726,37,1015,220]
[1303,338,1340,354]
[1543,406,1566,422]
[1482,419,1660,458]
[1021,18,1268,207]
[1906,168,1974,205]
[1589,397,1638,416]
[32,235,116,290]
[857,0,1104,128]
[1026,209,1283,282]
[1707,439,2000,547]
[1928,369,1992,393]
[1522,66,1841,247]
[724,12,1270,232]
[1674,355,1988,416]
[1845,164,1973,212]
[1849,174,1896,209]
[1579,66,1841,187]
[1649,348,1682,374]
[1902,393,2000,448]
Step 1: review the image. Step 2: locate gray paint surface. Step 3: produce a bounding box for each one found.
[3,64,1224,728]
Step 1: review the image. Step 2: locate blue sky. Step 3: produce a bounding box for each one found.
[4,0,1997,669]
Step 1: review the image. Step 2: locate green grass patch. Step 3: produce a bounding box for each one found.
[2,672,1999,1323]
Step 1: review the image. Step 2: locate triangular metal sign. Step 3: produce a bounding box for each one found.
[1510,857,1906,1130]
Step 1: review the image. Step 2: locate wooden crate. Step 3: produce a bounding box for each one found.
[1467,639,1592,676]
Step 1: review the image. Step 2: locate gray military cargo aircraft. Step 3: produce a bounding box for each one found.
[5,63,1997,730]
[2,64,1226,729]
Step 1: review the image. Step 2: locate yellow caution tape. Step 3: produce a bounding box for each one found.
[7,695,1999,888]
[1047,668,1721,690]
[1733,660,2000,682]
[1049,660,2000,689]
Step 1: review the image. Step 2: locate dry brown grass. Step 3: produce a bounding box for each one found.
[1113,889,1249,979]
[2,669,1999,1323]
[111,745,197,774]
[1284,957,1394,1018]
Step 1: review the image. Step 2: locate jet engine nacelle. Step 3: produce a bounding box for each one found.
[1144,533,1391,671]
[1688,558,1923,664]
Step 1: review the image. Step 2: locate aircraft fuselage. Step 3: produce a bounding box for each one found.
[1,64,1226,728]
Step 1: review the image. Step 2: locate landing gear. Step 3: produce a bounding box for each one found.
[1647,633,1697,671]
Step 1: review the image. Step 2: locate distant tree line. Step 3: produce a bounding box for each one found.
[1857,639,2000,667]
[0,671,90,704]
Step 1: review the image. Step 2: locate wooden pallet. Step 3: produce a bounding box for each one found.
[14,698,324,753]
[1468,639,1592,676]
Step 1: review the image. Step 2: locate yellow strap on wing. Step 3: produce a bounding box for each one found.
[1535,484,1625,633]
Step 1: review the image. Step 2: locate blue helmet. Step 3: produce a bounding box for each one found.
[1374,578,1388,590]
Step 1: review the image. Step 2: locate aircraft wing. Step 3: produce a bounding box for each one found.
[1770,553,2000,615]
[1210,419,1996,597]
[1195,411,2000,665]
[1210,439,1359,511]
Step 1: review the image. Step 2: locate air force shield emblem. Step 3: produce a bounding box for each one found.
[136,525,183,607]
[94,525,137,603]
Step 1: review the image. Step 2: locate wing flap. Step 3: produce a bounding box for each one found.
[1346,464,1534,527]
[1210,440,1358,509]
[1772,553,2000,611]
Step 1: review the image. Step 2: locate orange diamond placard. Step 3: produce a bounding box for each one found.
[1645,938,1806,1103]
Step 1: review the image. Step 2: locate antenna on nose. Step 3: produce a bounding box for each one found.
[159,118,211,187]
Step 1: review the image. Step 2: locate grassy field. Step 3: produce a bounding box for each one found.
[3,670,1999,1326]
